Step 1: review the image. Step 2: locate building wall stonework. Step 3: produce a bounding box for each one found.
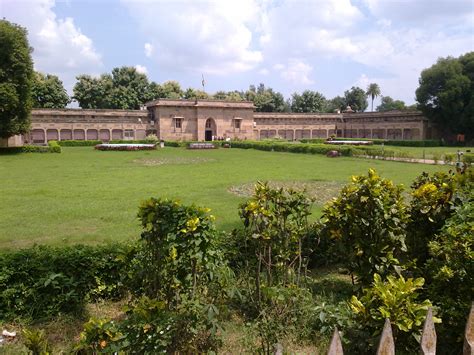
[25,101,438,144]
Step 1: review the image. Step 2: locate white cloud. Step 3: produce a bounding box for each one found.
[0,0,102,94]
[258,68,269,75]
[144,42,153,58]
[278,59,314,85]
[135,65,148,74]
[121,0,263,75]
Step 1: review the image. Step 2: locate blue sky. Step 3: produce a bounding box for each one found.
[1,0,473,107]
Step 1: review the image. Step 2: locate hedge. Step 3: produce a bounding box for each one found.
[0,142,61,154]
[0,243,137,321]
[300,138,443,147]
[57,140,102,146]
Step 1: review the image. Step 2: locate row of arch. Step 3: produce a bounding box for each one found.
[258,128,420,140]
[30,129,147,143]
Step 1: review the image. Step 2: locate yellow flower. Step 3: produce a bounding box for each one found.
[169,246,177,260]
[186,217,200,231]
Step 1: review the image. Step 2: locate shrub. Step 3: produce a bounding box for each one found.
[120,296,221,353]
[463,153,474,165]
[318,169,408,287]
[406,172,458,267]
[47,140,61,153]
[238,182,314,306]
[136,198,225,305]
[349,274,437,353]
[94,144,156,151]
[58,140,101,146]
[144,134,159,143]
[75,318,124,354]
[425,200,474,353]
[22,328,52,355]
[0,243,136,320]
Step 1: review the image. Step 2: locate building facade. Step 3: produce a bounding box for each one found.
[21,99,438,145]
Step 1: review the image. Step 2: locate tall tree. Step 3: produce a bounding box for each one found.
[376,96,406,112]
[31,72,69,108]
[344,86,368,112]
[73,74,112,109]
[325,96,346,113]
[416,52,473,140]
[183,88,209,99]
[0,20,34,138]
[245,83,287,112]
[73,66,150,109]
[366,83,381,111]
[160,81,183,99]
[290,90,326,112]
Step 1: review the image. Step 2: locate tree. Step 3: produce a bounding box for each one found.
[31,72,69,108]
[73,67,150,109]
[376,96,406,112]
[290,90,326,113]
[73,74,112,109]
[0,20,34,138]
[415,52,474,140]
[183,88,209,99]
[366,83,381,111]
[245,83,287,112]
[344,86,368,112]
[160,81,183,99]
[325,96,346,113]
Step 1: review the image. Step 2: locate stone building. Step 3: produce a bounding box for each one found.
[20,99,438,145]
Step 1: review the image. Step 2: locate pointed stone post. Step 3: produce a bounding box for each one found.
[464,302,474,355]
[376,318,395,355]
[327,327,344,355]
[421,307,436,355]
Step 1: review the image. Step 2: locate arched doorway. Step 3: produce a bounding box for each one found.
[205,118,216,141]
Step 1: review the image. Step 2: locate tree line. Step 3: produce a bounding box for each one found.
[1,19,473,140]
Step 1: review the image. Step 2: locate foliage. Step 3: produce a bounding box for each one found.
[376,96,407,112]
[183,88,210,99]
[159,80,184,99]
[47,140,61,153]
[0,243,136,320]
[425,198,473,353]
[75,318,124,354]
[244,83,288,112]
[416,52,474,140]
[73,67,151,109]
[0,19,34,138]
[31,72,70,108]
[325,95,346,113]
[344,86,368,112]
[238,182,313,305]
[57,140,102,146]
[366,83,381,112]
[144,134,159,143]
[136,198,224,305]
[22,328,52,355]
[290,90,326,113]
[119,295,221,353]
[349,274,436,353]
[319,169,408,286]
[406,171,458,266]
[95,144,157,151]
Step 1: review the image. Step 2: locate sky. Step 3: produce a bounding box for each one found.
[1,0,473,107]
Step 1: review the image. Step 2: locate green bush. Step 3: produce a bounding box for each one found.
[463,153,474,165]
[349,274,437,353]
[57,140,101,146]
[136,198,226,305]
[318,169,408,287]
[426,199,474,353]
[406,172,458,267]
[47,140,61,153]
[0,243,136,320]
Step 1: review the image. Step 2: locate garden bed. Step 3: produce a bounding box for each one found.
[94,143,156,151]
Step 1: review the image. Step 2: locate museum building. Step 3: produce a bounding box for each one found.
[23,99,438,144]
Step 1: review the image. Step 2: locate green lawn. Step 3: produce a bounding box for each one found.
[0,147,449,249]
[383,145,474,159]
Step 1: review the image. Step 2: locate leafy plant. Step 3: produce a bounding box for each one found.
[425,199,473,353]
[349,273,438,353]
[238,182,313,306]
[319,169,408,286]
[136,198,225,306]
[22,328,51,355]
[76,318,124,354]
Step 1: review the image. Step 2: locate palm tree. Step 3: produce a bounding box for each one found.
[366,83,381,112]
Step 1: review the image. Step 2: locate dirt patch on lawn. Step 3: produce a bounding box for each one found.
[133,157,216,166]
[228,180,344,205]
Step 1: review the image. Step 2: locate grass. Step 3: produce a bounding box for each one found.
[382,145,474,159]
[0,146,450,249]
